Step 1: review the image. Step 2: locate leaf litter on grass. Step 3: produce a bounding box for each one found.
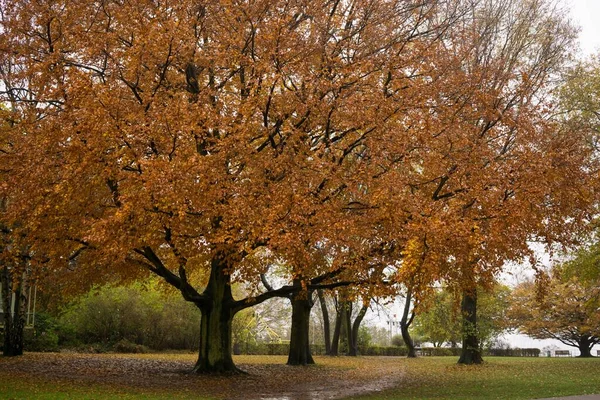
[0,353,405,400]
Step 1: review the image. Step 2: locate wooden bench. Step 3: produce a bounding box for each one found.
[554,350,571,357]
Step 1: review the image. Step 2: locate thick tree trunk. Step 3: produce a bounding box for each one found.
[317,289,331,354]
[287,289,315,366]
[349,301,369,356]
[192,254,239,374]
[2,266,26,357]
[458,289,483,365]
[400,290,417,358]
[578,336,593,358]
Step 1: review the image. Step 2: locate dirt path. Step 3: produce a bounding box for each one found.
[0,353,405,399]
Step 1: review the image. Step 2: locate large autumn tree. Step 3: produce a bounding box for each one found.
[384,0,597,364]
[1,0,597,372]
[0,0,462,371]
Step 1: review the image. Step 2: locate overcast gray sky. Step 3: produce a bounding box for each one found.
[562,0,600,56]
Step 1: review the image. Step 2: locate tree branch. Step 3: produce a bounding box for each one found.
[132,246,204,304]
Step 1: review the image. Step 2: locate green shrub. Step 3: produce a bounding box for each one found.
[112,339,149,354]
[419,347,459,356]
[485,347,540,357]
[58,282,200,351]
[360,345,409,356]
[26,330,60,352]
[24,312,60,352]
[391,334,405,347]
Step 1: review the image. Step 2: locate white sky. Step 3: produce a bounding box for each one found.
[562,0,600,56]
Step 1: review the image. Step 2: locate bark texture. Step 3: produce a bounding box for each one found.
[317,289,331,355]
[400,290,417,358]
[458,289,483,365]
[578,336,594,358]
[348,301,369,356]
[343,302,352,355]
[330,301,343,356]
[287,290,315,366]
[1,266,26,357]
[192,254,239,374]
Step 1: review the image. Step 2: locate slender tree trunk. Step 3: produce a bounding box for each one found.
[192,253,239,374]
[330,300,343,356]
[317,289,331,355]
[578,336,593,358]
[458,289,483,365]
[2,266,26,357]
[400,290,417,358]
[344,301,352,355]
[287,288,315,366]
[349,300,369,356]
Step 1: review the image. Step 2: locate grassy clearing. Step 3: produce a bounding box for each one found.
[0,354,599,399]
[0,371,209,400]
[0,353,205,400]
[353,356,600,400]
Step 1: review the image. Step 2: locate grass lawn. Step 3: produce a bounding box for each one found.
[0,354,598,399]
[0,379,201,400]
[353,356,600,400]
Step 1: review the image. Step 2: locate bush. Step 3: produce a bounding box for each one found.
[74,343,112,353]
[391,334,404,347]
[360,345,409,356]
[24,312,60,352]
[26,330,60,352]
[485,347,540,357]
[230,342,410,357]
[58,282,201,351]
[112,339,149,354]
[419,347,460,356]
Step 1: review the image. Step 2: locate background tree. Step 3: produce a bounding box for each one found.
[509,267,600,358]
[418,0,592,364]
[414,285,510,351]
[0,248,31,356]
[413,289,462,348]
[561,243,600,284]
[558,55,600,149]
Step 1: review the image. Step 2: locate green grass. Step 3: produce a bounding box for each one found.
[0,377,211,400]
[0,383,197,399]
[352,356,600,400]
[0,354,599,399]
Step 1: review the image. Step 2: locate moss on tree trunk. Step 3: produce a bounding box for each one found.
[193,302,237,373]
[192,253,240,374]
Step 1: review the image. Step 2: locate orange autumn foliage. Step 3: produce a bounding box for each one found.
[0,0,598,370]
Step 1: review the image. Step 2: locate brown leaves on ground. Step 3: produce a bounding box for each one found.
[0,353,405,400]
